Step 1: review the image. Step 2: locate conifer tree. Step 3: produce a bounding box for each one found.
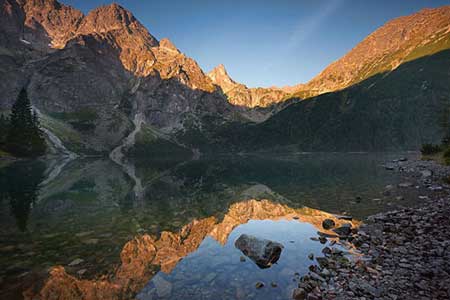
[6,88,46,157]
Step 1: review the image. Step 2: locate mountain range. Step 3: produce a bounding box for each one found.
[1,0,450,156]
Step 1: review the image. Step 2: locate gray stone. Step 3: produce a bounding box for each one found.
[420,170,432,178]
[235,234,283,269]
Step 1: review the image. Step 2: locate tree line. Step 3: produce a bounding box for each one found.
[0,88,47,157]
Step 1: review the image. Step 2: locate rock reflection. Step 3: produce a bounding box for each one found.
[28,199,359,300]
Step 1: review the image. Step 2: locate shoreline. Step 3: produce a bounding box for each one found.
[294,158,450,300]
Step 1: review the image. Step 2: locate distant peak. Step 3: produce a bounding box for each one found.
[207,64,237,92]
[210,64,229,77]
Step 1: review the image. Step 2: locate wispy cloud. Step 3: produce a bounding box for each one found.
[287,0,343,50]
[262,0,343,76]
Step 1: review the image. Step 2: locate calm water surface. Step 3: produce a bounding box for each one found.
[0,153,420,299]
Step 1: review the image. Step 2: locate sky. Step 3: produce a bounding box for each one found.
[61,0,449,88]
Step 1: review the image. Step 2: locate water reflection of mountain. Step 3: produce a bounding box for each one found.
[136,153,406,220]
[27,199,359,300]
[0,153,409,300]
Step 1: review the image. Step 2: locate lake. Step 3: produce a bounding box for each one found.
[0,153,421,300]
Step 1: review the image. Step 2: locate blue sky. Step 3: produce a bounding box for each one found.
[61,0,449,87]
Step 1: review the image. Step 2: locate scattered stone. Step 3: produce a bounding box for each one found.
[308,253,314,260]
[240,256,246,262]
[332,225,352,237]
[335,214,353,221]
[68,258,84,266]
[319,237,327,244]
[420,170,432,178]
[82,238,99,245]
[292,288,306,300]
[77,269,87,276]
[289,158,450,300]
[75,231,93,238]
[255,281,264,289]
[270,281,278,288]
[398,182,413,188]
[317,231,338,238]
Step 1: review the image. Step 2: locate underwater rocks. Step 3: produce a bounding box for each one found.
[294,158,450,300]
[234,234,283,269]
[322,219,335,230]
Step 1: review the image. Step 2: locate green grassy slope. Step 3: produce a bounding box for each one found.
[212,49,450,152]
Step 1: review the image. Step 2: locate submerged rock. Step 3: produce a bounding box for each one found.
[292,288,306,300]
[398,182,413,188]
[322,219,336,230]
[68,258,84,266]
[235,234,283,269]
[332,225,352,237]
[152,274,172,298]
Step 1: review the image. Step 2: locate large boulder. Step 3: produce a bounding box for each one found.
[234,234,283,269]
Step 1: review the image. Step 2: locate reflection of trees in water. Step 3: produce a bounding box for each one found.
[0,161,45,231]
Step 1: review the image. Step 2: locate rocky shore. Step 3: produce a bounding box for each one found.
[294,158,450,300]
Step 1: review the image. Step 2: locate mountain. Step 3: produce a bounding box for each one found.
[1,1,450,155]
[0,0,244,155]
[215,46,450,152]
[207,64,290,108]
[295,6,450,97]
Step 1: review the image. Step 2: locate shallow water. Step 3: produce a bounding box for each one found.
[0,153,420,299]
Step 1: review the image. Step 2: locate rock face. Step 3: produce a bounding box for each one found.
[234,234,283,268]
[295,5,450,96]
[0,0,241,154]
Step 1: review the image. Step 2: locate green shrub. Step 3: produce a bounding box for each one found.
[443,148,450,165]
[420,143,442,155]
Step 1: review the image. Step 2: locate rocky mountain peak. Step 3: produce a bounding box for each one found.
[18,0,84,49]
[207,64,237,93]
[78,3,156,44]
